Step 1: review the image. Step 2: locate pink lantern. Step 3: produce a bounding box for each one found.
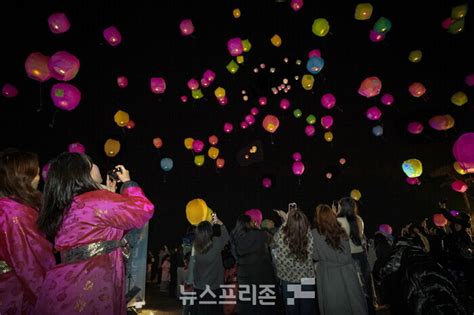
[442,17,454,29]
[208,135,218,145]
[433,214,448,227]
[339,158,346,165]
[428,114,455,131]
[227,38,243,56]
[103,26,122,46]
[240,121,249,129]
[292,152,302,162]
[200,78,210,88]
[407,122,424,134]
[378,224,393,235]
[187,78,199,90]
[2,84,18,98]
[179,19,194,36]
[258,97,267,106]
[308,49,321,58]
[381,93,394,105]
[369,29,385,42]
[117,76,128,88]
[41,162,51,181]
[408,82,426,97]
[290,0,304,11]
[245,114,256,125]
[25,52,51,82]
[321,93,336,109]
[326,173,333,179]
[292,161,305,176]
[223,122,234,133]
[203,69,216,82]
[305,125,316,137]
[48,13,70,34]
[250,107,259,116]
[50,83,81,111]
[245,209,263,227]
[366,107,382,120]
[321,115,334,129]
[451,180,468,193]
[358,76,382,98]
[406,177,421,185]
[280,98,291,110]
[262,177,272,188]
[218,96,228,106]
[453,133,474,171]
[262,115,280,133]
[181,95,188,103]
[192,140,204,153]
[465,73,474,87]
[68,142,85,153]
[48,51,80,81]
[150,77,166,94]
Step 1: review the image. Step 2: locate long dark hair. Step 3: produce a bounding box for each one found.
[37,152,101,239]
[231,214,252,241]
[193,221,213,254]
[282,209,311,262]
[0,149,41,210]
[338,197,362,246]
[314,204,348,251]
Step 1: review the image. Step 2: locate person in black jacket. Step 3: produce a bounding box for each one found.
[373,228,467,315]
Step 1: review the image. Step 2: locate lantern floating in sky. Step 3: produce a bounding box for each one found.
[160,157,173,172]
[292,161,305,176]
[223,122,233,134]
[262,115,280,133]
[350,189,362,201]
[453,161,467,175]
[451,91,468,106]
[48,13,70,34]
[374,17,392,33]
[270,34,282,47]
[306,56,324,74]
[242,39,252,52]
[114,110,130,127]
[203,69,216,83]
[103,26,122,46]
[280,98,291,110]
[402,159,423,178]
[290,0,304,11]
[408,82,426,97]
[153,137,163,149]
[216,158,225,169]
[192,89,204,100]
[369,29,385,42]
[227,38,243,56]
[407,122,424,134]
[48,51,80,81]
[324,131,333,142]
[117,76,128,88]
[208,147,219,160]
[381,93,394,106]
[378,224,392,235]
[150,77,166,94]
[408,50,423,63]
[448,18,465,34]
[262,177,272,188]
[209,135,218,145]
[465,73,474,87]
[192,140,205,153]
[406,177,421,185]
[453,133,474,171]
[25,52,51,82]
[312,18,330,37]
[451,4,468,20]
[186,199,212,226]
[372,125,384,137]
[194,155,205,167]
[51,83,81,111]
[68,142,85,153]
[451,180,468,193]
[355,3,373,20]
[366,106,382,120]
[180,19,194,36]
[184,138,194,150]
[233,8,241,18]
[321,115,333,129]
[2,84,19,98]
[321,93,336,109]
[428,114,455,131]
[358,76,382,98]
[226,60,239,74]
[104,139,120,157]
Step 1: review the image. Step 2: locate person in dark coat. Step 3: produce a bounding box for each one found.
[231,214,276,315]
[373,228,468,315]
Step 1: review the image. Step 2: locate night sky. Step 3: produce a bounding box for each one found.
[1,0,473,250]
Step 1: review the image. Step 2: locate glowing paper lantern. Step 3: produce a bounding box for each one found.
[301,74,315,90]
[406,177,421,185]
[408,50,423,63]
[378,224,392,235]
[208,135,218,145]
[369,29,385,42]
[203,70,216,83]
[245,115,256,125]
[216,158,225,169]
[25,52,51,82]
[215,87,226,99]
[48,13,70,34]
[280,98,291,110]
[104,139,120,157]
[223,122,233,134]
[114,110,129,127]
[350,189,362,201]
[192,140,204,153]
[290,0,304,11]
[366,106,382,120]
[292,161,305,175]
[262,115,280,133]
[48,51,80,81]
[68,142,85,153]
[208,147,219,160]
[186,199,212,226]
[451,4,468,20]
[226,60,239,74]
[381,94,394,105]
[453,133,474,171]
[51,83,81,111]
[451,180,468,193]
[321,93,336,109]
[187,78,199,91]
[428,114,455,131]
[312,18,330,37]
[374,17,392,33]
[465,74,474,87]
[192,89,204,100]
[117,76,128,88]
[233,8,241,18]
[372,125,383,136]
[150,77,166,94]
[242,39,252,52]
[153,137,163,149]
[451,91,468,106]
[308,49,321,58]
[270,34,282,47]
[448,18,465,34]
[262,178,272,188]
[2,84,18,98]
[227,38,243,56]
[453,161,467,175]
[245,209,263,227]
[179,19,194,36]
[194,155,205,167]
[355,3,373,20]
[433,214,448,227]
[126,120,135,129]
[292,152,302,162]
[306,115,316,124]
[306,56,324,74]
[103,26,122,46]
[305,125,316,137]
[358,76,382,98]
[408,82,426,97]
[324,131,333,142]
[407,122,424,134]
[293,109,303,118]
[402,159,423,178]
[184,138,194,150]
[321,115,334,129]
[160,157,173,172]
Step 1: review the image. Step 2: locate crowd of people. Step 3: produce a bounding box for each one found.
[1,147,473,315]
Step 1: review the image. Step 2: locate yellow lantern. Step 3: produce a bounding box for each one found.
[301,74,315,90]
[185,198,214,226]
[451,91,468,106]
[104,139,120,157]
[242,39,252,52]
[270,34,282,47]
[408,50,423,63]
[114,110,129,127]
[354,3,373,20]
[208,147,219,160]
[312,18,330,37]
[454,161,467,175]
[236,55,244,64]
[194,155,205,166]
[214,87,226,99]
[451,4,468,20]
[233,8,241,18]
[324,131,333,142]
[184,137,194,150]
[350,189,362,201]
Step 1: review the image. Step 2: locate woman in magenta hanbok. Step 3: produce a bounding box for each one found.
[35,152,155,315]
[0,150,56,315]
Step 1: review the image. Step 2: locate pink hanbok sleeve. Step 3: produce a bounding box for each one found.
[94,185,155,230]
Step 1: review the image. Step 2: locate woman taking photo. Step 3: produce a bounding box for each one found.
[0,150,56,314]
[35,152,154,315]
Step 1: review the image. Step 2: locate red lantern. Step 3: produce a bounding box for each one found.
[433,214,448,227]
[408,82,426,97]
[153,137,163,149]
[451,180,468,193]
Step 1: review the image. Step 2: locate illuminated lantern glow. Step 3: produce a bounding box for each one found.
[453,133,474,171]
[104,139,120,157]
[103,26,122,46]
[358,76,382,98]
[150,77,166,94]
[262,115,280,133]
[433,214,448,227]
[179,19,194,36]
[350,189,362,201]
[428,114,455,131]
[407,122,424,134]
[68,142,85,153]
[153,137,163,149]
[402,159,423,178]
[186,199,212,226]
[355,3,373,20]
[48,13,70,34]
[114,110,130,127]
[451,180,468,193]
[2,84,19,98]
[48,51,80,81]
[408,82,426,97]
[25,52,51,82]
[50,83,81,111]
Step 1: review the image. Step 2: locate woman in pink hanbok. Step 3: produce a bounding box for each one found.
[35,152,155,315]
[0,150,56,315]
